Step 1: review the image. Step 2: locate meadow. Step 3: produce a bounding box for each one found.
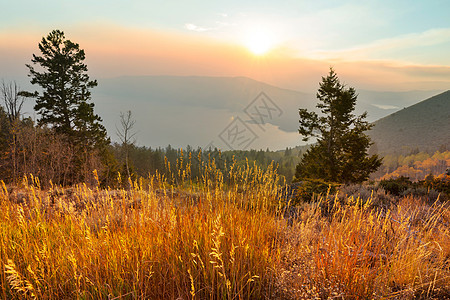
[1,159,449,299]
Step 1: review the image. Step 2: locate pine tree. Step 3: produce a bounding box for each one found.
[26,29,108,149]
[295,68,382,183]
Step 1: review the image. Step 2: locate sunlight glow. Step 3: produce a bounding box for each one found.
[242,23,278,56]
[245,32,273,55]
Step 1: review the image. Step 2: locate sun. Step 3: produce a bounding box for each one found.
[242,25,277,56]
[245,31,273,55]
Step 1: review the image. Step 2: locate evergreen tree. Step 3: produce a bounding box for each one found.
[26,29,108,149]
[295,68,382,183]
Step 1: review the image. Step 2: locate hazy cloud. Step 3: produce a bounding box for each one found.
[184,23,214,32]
[313,28,450,64]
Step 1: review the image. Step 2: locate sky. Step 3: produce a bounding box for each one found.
[1,0,450,150]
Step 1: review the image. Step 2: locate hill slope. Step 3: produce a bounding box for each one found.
[369,90,450,155]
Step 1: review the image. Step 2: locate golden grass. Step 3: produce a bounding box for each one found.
[276,195,450,299]
[0,159,449,299]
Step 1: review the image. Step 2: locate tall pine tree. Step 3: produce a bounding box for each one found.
[26,29,108,149]
[25,30,113,184]
[295,68,382,183]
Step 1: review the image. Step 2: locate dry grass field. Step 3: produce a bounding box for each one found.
[1,161,449,299]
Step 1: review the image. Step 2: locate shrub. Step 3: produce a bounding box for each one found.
[379,176,412,196]
[418,176,450,200]
[292,179,340,204]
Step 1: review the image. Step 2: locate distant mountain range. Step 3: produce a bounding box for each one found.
[92,75,440,150]
[369,90,450,155]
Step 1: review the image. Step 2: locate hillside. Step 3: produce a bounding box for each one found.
[369,90,450,155]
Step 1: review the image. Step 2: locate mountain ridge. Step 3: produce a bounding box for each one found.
[369,90,450,155]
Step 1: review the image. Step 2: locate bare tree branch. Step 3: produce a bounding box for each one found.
[1,80,26,122]
[116,110,137,189]
[116,110,137,146]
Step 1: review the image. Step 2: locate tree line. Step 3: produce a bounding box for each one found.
[112,143,304,185]
[378,150,449,181]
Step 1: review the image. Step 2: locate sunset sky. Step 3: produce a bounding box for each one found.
[1,1,450,149]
